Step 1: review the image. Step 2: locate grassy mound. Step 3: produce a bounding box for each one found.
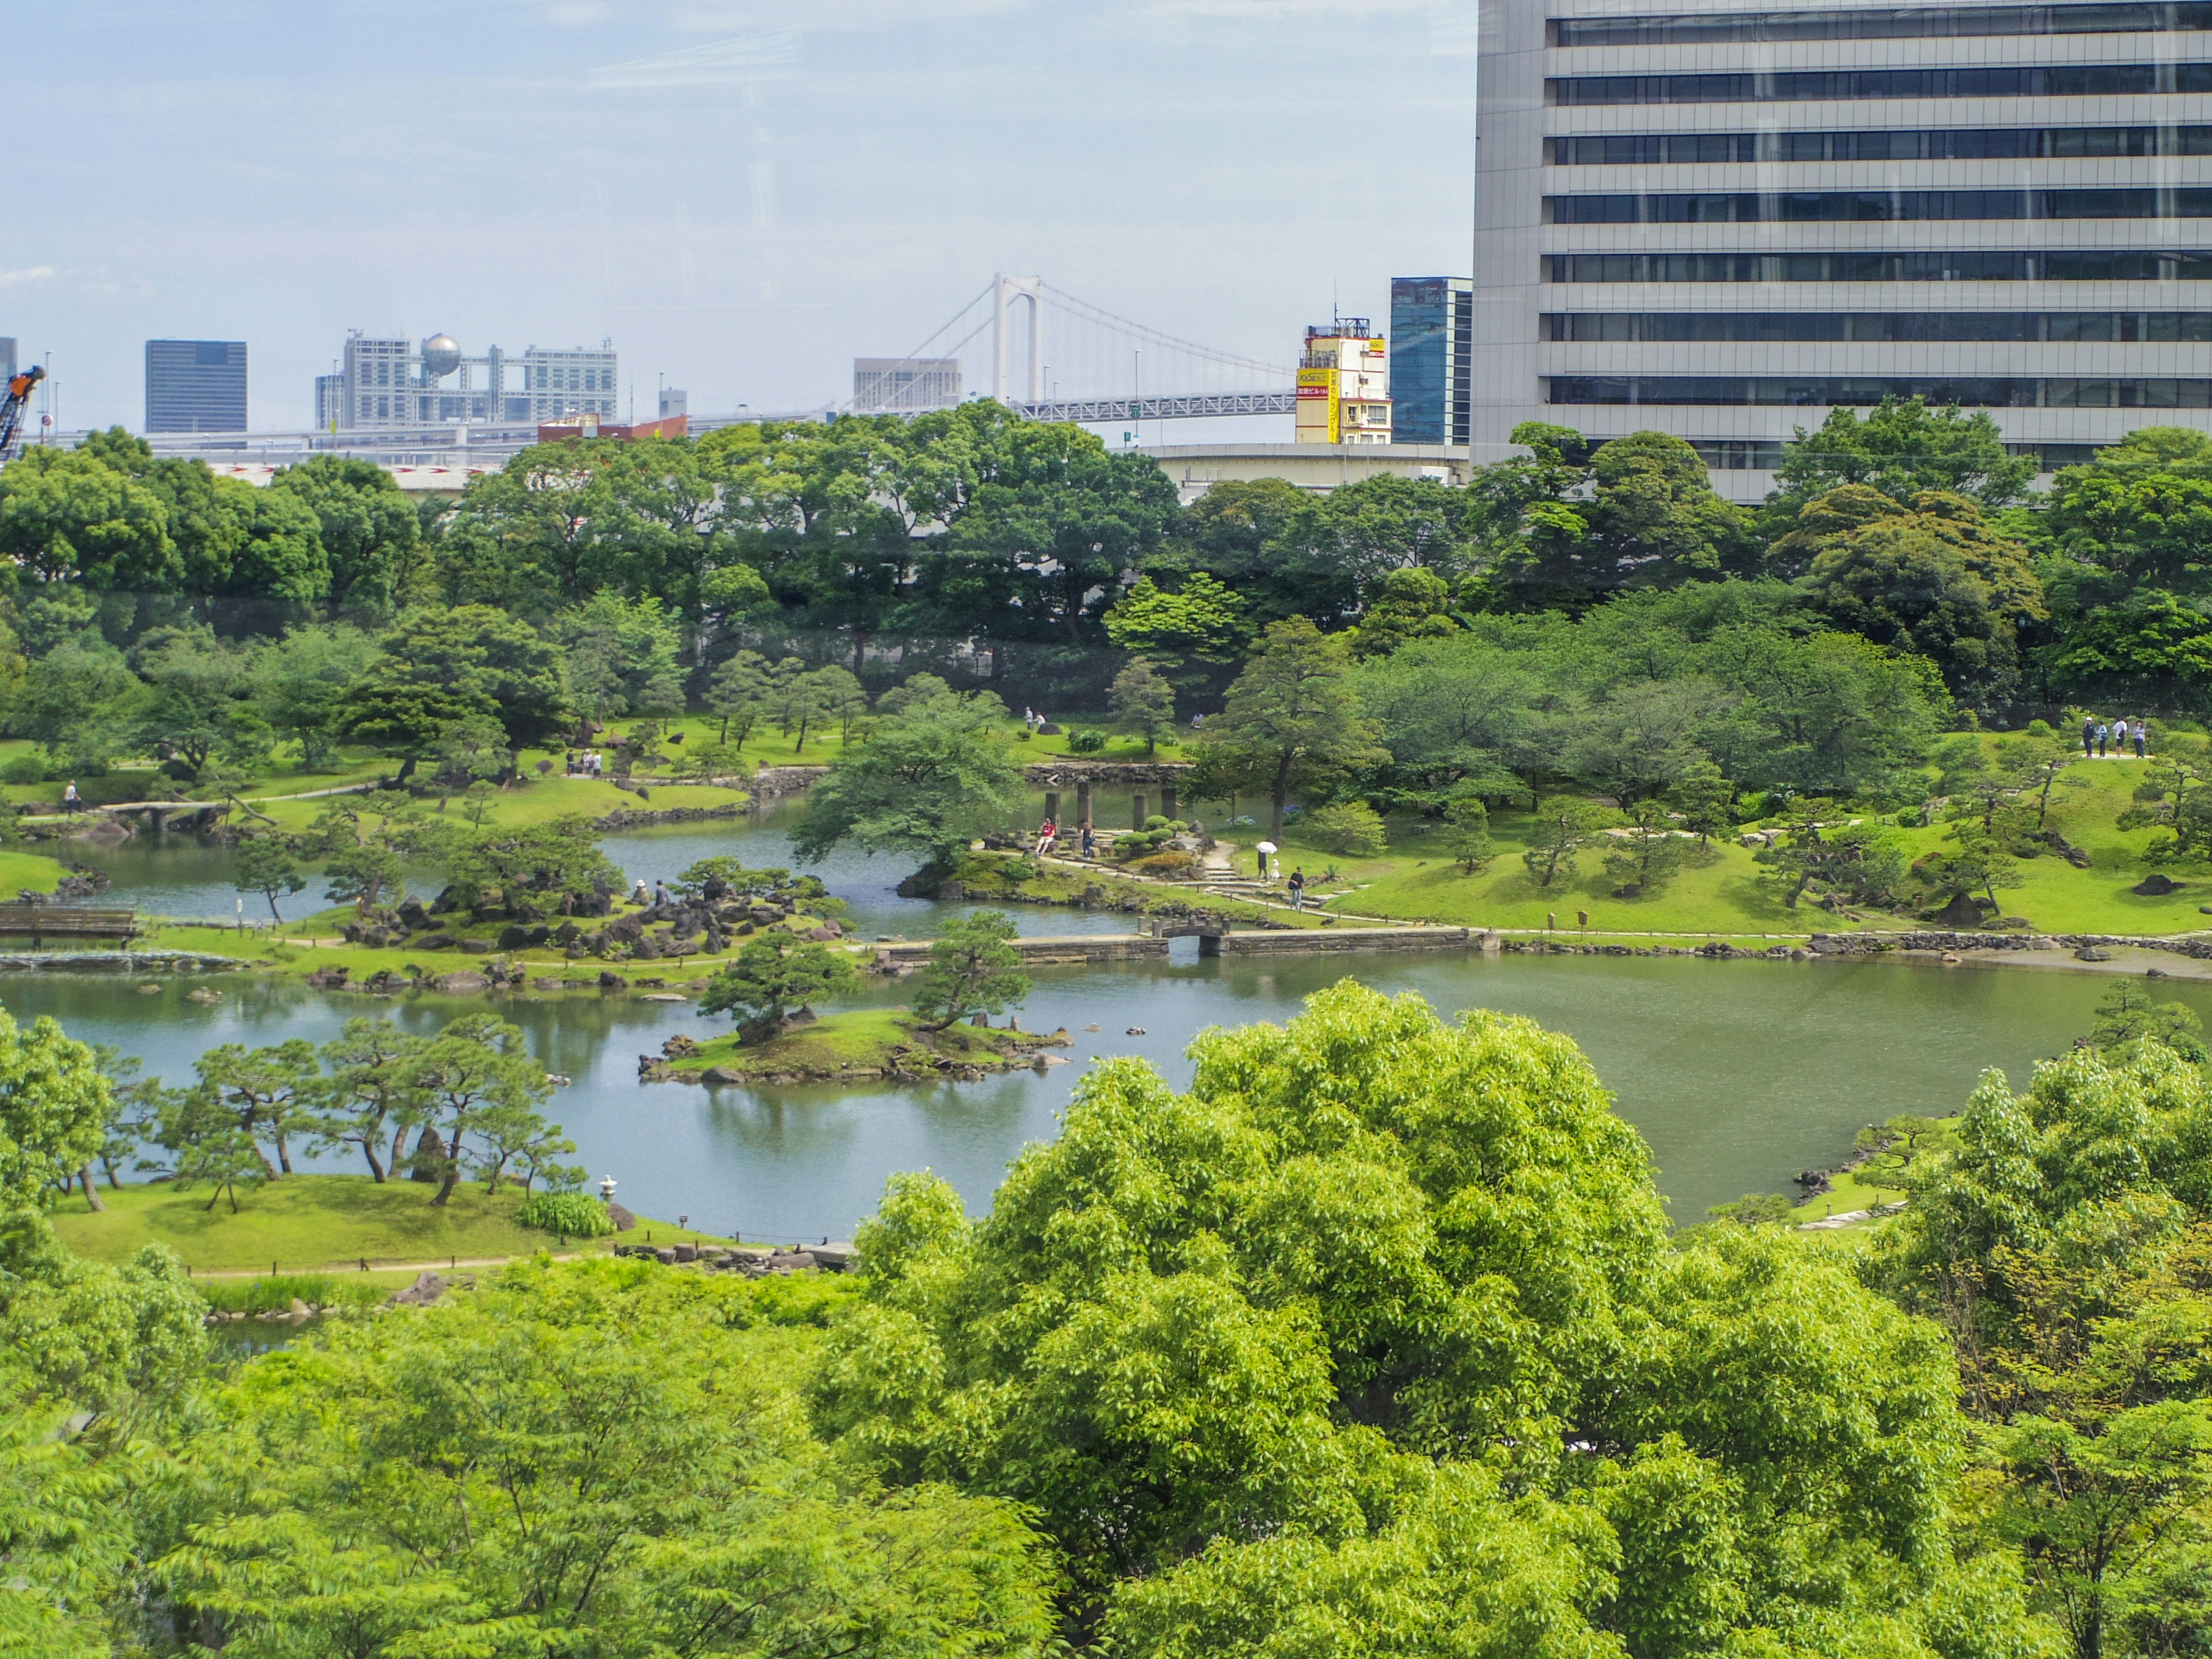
[50,1175,722,1272]
[664,1007,1065,1084]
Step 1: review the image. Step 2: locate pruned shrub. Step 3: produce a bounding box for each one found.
[516,1192,617,1238]
[1066,729,1108,754]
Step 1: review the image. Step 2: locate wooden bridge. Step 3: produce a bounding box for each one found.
[0,904,139,945]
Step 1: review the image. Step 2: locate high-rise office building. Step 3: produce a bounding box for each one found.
[853,358,961,412]
[325,332,618,429]
[0,339,14,382]
[1471,0,2212,495]
[1391,278,1474,445]
[658,387,687,419]
[145,339,247,433]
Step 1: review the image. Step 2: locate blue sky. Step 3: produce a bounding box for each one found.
[3,0,1478,433]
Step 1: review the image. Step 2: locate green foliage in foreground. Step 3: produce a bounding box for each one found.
[812,981,2029,1656]
[33,980,2212,1657]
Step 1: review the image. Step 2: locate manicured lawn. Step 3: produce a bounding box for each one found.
[1790,1166,1908,1222]
[51,1174,725,1272]
[1312,751,2212,940]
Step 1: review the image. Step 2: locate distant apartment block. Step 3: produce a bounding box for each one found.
[145,339,247,433]
[659,387,688,419]
[325,331,618,430]
[853,357,961,412]
[1391,278,1473,446]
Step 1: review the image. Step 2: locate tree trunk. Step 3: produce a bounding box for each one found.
[391,1122,412,1175]
[361,1139,387,1183]
[393,756,417,784]
[78,1166,104,1212]
[274,1133,294,1175]
[1270,752,1294,846]
[431,1168,460,1207]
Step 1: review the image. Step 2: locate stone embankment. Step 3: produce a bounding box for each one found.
[0,949,243,972]
[1805,930,2212,959]
[874,934,1168,967]
[588,801,748,831]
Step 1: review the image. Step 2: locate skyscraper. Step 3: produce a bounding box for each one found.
[145,339,247,433]
[853,358,961,412]
[1470,0,2212,496]
[1391,278,1473,446]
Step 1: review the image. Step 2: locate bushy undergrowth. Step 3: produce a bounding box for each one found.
[515,1192,616,1238]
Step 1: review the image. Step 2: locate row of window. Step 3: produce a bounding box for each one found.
[1552,3,2212,47]
[1548,374,2212,405]
[1551,63,2212,105]
[1544,248,2212,281]
[1623,437,2099,468]
[1548,124,2212,163]
[1552,187,2212,223]
[1547,309,2212,339]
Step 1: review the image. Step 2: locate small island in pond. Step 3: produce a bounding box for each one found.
[639,1008,1070,1087]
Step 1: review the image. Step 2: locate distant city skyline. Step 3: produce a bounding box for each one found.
[1,1,1479,437]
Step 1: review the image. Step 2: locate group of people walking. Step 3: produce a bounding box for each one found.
[2082,716,2149,759]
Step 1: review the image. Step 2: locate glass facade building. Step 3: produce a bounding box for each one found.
[1391,278,1474,444]
[144,339,247,434]
[1469,0,2212,492]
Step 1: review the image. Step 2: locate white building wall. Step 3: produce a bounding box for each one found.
[1472,0,2212,498]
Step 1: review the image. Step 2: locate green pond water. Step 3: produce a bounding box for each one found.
[14,806,2197,1234]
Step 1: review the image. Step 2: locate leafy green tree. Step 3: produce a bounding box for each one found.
[1563,678,1726,805]
[252,622,377,770]
[807,663,869,745]
[12,640,136,776]
[1582,430,1756,586]
[1349,565,1461,657]
[0,1010,112,1214]
[1104,573,1249,689]
[1768,397,2037,518]
[154,1259,1055,1659]
[1786,487,2048,704]
[1463,421,1596,611]
[232,831,306,922]
[1439,790,1494,872]
[443,817,622,922]
[1271,472,1472,624]
[910,910,1031,1032]
[1521,795,1617,888]
[1604,798,1687,896]
[412,1014,554,1207]
[792,688,1025,868]
[1198,618,1387,844]
[131,625,263,775]
[1154,476,1313,630]
[701,932,861,1042]
[1705,1192,1795,1226]
[340,604,569,778]
[1994,1403,2212,1659]
[0,447,180,589]
[2088,980,2210,1062]
[302,790,434,911]
[2048,590,2212,714]
[706,648,774,744]
[1669,758,1737,846]
[268,453,422,611]
[310,1018,431,1182]
[1302,799,1387,856]
[190,1039,320,1177]
[559,590,686,733]
[1108,656,1175,754]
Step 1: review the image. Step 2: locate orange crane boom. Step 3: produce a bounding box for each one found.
[0,365,46,460]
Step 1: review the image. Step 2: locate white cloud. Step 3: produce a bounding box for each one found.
[589,28,798,85]
[0,266,58,288]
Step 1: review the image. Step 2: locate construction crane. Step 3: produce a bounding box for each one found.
[0,365,44,461]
